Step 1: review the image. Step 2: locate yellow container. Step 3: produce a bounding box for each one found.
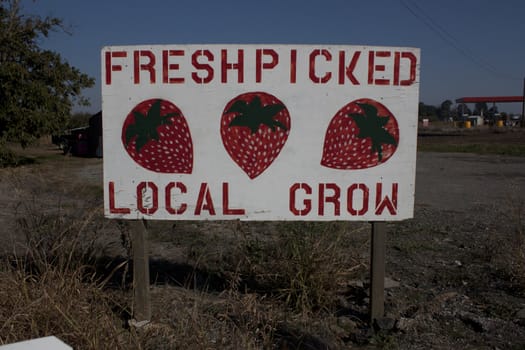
[464,120,471,128]
[496,120,504,127]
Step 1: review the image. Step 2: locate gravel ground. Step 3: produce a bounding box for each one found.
[415,151,525,212]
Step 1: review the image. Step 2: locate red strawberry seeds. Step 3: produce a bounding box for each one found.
[321,98,399,170]
[121,98,193,173]
[220,92,291,179]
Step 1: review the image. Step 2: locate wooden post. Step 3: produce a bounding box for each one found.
[130,219,151,323]
[521,77,525,128]
[369,221,386,324]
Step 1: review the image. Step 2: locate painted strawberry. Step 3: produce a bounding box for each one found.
[220,92,291,179]
[321,98,399,170]
[122,98,193,173]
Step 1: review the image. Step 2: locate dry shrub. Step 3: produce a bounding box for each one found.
[270,222,365,313]
[0,166,134,349]
[9,164,124,273]
[1,159,368,348]
[145,220,368,348]
[214,221,367,314]
[0,145,36,168]
[139,287,277,349]
[0,264,136,349]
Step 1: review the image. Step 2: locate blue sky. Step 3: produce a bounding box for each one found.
[22,0,525,114]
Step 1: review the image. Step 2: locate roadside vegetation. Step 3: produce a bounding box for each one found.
[418,142,525,157]
[0,155,372,349]
[417,127,525,156]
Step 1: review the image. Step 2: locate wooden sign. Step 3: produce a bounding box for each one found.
[102,44,420,221]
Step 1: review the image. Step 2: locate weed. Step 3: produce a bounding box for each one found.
[418,143,525,156]
[177,220,366,315]
[0,263,137,349]
[370,331,398,349]
[0,164,134,348]
[13,195,122,274]
[139,286,277,349]
[0,146,368,347]
[228,221,365,314]
[0,145,35,167]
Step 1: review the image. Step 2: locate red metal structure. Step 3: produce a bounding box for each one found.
[455,96,524,103]
[456,95,525,126]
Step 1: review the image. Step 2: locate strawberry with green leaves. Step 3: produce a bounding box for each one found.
[221,92,291,179]
[122,98,193,173]
[321,98,399,170]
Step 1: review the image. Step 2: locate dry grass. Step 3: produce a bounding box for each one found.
[0,162,135,349]
[0,207,136,348]
[0,158,372,349]
[255,222,365,313]
[138,287,278,349]
[0,264,135,349]
[182,220,368,314]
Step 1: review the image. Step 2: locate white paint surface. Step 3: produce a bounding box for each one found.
[102,44,420,221]
[0,336,72,350]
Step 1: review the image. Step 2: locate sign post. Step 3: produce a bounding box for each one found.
[370,222,386,323]
[130,220,151,324]
[522,77,524,127]
[101,44,420,325]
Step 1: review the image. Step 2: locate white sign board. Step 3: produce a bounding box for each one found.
[0,336,72,350]
[102,44,420,221]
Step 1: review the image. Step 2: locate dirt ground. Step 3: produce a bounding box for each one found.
[385,129,525,349]
[1,129,525,349]
[390,150,525,349]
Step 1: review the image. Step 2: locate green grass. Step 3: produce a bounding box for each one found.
[418,143,525,157]
[1,143,70,167]
[0,147,36,167]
